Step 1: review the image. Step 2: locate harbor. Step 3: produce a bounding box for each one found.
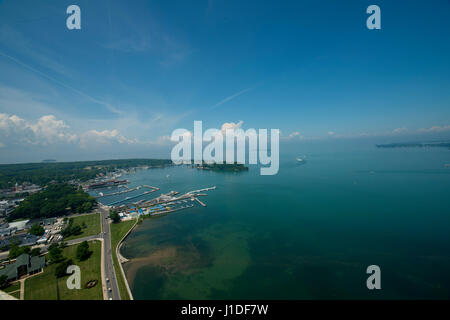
[95,185,159,198]
[87,177,216,221]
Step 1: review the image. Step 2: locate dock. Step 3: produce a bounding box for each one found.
[144,185,160,190]
[186,186,216,194]
[107,190,155,206]
[194,197,206,207]
[97,186,138,198]
[107,184,216,217]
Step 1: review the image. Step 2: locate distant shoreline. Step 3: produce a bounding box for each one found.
[376,141,450,149]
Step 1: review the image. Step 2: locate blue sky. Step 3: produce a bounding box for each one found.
[0,0,449,162]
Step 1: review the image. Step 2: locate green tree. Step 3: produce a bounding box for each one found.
[82,202,92,212]
[54,259,73,278]
[48,243,64,264]
[29,223,45,236]
[30,247,41,256]
[0,159,171,189]
[8,244,20,259]
[8,245,31,259]
[61,218,82,238]
[109,210,120,223]
[76,241,91,261]
[8,183,97,221]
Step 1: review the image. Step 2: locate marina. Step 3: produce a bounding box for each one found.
[89,179,217,220]
[86,179,129,190]
[95,185,159,198]
[107,190,158,206]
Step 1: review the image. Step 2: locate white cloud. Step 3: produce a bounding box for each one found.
[419,125,450,133]
[221,120,244,133]
[281,131,305,141]
[328,131,335,136]
[392,127,408,134]
[79,129,137,148]
[143,132,190,146]
[0,113,75,146]
[156,135,172,143]
[30,115,77,145]
[0,113,137,149]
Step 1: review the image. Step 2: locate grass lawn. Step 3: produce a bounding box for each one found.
[110,219,136,300]
[2,281,20,293]
[64,213,101,241]
[24,240,103,300]
[10,291,21,299]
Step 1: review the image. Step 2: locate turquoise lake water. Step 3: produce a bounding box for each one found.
[113,142,450,299]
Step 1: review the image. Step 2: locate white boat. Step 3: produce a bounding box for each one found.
[296,156,307,165]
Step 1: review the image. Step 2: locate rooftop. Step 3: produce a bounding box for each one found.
[0,253,45,280]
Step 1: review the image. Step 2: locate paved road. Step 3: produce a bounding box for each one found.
[98,205,121,300]
[0,234,101,261]
[0,207,122,301]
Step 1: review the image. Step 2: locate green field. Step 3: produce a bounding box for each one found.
[64,213,101,241]
[110,219,136,300]
[25,240,103,300]
[2,281,20,293]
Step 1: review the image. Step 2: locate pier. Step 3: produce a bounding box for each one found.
[194,197,206,207]
[144,185,160,190]
[186,186,216,194]
[98,185,159,200]
[107,190,155,206]
[107,184,216,217]
[97,186,138,198]
[87,179,129,190]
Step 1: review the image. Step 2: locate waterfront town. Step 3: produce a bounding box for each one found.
[0,161,216,300]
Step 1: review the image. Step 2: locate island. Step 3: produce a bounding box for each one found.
[194,161,249,172]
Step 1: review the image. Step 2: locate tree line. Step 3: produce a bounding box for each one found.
[7,183,97,221]
[0,158,172,189]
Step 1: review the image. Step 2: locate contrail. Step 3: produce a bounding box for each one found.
[210,87,253,110]
[0,50,122,115]
[209,82,263,110]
